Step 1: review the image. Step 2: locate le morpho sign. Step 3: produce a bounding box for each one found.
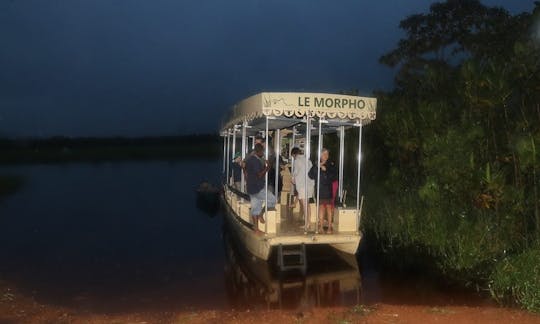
[261,92,377,121]
[226,92,377,129]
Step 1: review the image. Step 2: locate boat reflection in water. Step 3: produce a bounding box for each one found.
[223,224,362,310]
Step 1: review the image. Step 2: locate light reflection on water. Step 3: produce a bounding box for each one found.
[0,161,490,313]
[223,224,362,310]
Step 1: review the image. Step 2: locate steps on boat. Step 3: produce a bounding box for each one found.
[277,244,306,274]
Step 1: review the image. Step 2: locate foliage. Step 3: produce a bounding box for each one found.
[362,0,540,310]
[490,246,540,312]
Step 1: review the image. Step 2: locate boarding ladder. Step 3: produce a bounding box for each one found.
[277,243,307,274]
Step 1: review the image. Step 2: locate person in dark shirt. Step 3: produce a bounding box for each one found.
[245,143,277,233]
[231,152,242,190]
[309,148,337,233]
[251,135,279,193]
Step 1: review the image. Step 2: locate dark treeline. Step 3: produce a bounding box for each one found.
[361,0,540,312]
[0,134,218,148]
[0,134,221,163]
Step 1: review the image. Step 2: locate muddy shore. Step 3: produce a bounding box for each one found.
[2,280,539,324]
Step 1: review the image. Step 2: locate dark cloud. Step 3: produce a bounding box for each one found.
[0,0,535,137]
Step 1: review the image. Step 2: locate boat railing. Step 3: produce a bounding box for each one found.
[224,185,280,234]
[226,183,250,201]
[224,184,362,236]
[221,92,376,237]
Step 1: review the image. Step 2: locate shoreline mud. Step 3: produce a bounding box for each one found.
[2,280,539,324]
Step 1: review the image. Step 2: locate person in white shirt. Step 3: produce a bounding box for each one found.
[290,147,314,225]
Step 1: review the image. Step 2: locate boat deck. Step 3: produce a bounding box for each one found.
[276,211,335,236]
[221,192,361,259]
[267,215,361,254]
[269,205,359,241]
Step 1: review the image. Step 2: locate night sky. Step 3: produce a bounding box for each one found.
[0,0,535,137]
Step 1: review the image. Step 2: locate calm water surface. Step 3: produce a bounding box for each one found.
[0,161,225,312]
[0,161,490,314]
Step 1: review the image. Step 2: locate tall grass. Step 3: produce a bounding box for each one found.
[490,245,540,312]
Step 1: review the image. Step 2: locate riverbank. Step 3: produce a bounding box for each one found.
[0,135,221,164]
[359,1,540,313]
[1,279,539,324]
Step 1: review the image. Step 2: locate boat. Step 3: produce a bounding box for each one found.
[220,92,377,264]
[222,223,362,309]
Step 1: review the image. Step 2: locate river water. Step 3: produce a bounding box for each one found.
[0,161,490,314]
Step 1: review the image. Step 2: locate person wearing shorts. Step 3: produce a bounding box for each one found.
[309,148,337,233]
[245,143,276,232]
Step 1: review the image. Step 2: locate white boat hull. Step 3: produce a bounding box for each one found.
[220,191,361,261]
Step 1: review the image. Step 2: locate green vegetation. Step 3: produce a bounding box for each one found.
[0,134,221,164]
[490,245,540,312]
[359,0,540,312]
[325,304,375,323]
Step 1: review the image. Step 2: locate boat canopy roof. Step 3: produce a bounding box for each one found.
[221,92,377,133]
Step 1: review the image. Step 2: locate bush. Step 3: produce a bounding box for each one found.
[490,246,540,312]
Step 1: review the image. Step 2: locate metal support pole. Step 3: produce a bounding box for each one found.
[222,134,227,175]
[241,120,247,193]
[275,128,280,201]
[304,116,311,233]
[356,122,363,231]
[338,126,345,204]
[315,119,323,234]
[231,126,237,186]
[264,117,269,234]
[292,126,297,154]
[291,126,297,173]
[226,129,231,186]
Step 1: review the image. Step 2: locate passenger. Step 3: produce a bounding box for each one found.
[290,147,314,226]
[253,135,279,193]
[309,148,337,233]
[268,155,285,195]
[332,179,339,207]
[251,135,276,169]
[253,135,276,162]
[245,143,277,233]
[231,152,242,190]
